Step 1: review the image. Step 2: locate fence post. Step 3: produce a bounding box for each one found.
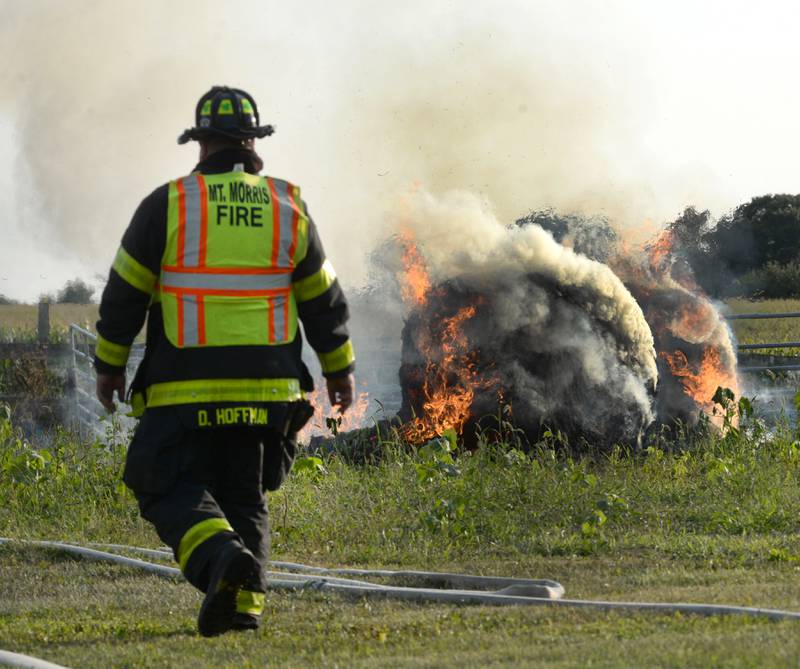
[37,299,50,345]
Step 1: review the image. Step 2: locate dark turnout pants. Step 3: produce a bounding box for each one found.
[123,407,295,601]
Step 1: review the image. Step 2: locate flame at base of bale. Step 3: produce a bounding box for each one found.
[398,276,658,449]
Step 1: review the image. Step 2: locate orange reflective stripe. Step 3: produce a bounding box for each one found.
[287,184,300,267]
[183,294,200,346]
[267,295,275,343]
[162,286,290,298]
[197,175,209,267]
[176,178,187,267]
[163,265,289,276]
[266,178,300,269]
[197,295,206,345]
[177,293,185,347]
[181,176,204,267]
[268,178,281,267]
[283,296,290,341]
[280,184,301,342]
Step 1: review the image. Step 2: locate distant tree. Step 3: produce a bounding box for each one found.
[0,294,18,305]
[705,194,800,276]
[56,278,95,304]
[668,206,712,254]
[668,196,800,298]
[739,260,800,299]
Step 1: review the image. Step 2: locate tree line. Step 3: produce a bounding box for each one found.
[668,194,800,299]
[0,278,95,305]
[521,194,800,300]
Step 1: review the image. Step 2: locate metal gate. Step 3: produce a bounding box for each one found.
[69,324,142,439]
[726,311,800,372]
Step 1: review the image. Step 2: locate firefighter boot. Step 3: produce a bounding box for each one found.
[231,575,266,631]
[231,612,261,631]
[197,540,261,637]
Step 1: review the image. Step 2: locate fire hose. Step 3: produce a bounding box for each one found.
[1,537,799,668]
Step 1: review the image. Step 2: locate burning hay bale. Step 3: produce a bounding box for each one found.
[394,191,658,448]
[305,195,740,452]
[614,232,739,428]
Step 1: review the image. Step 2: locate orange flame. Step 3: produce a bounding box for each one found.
[398,229,431,306]
[298,385,371,442]
[401,305,486,442]
[668,300,715,343]
[646,229,675,272]
[659,347,739,425]
[396,231,497,442]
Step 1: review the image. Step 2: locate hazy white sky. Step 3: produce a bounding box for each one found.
[1,0,799,300]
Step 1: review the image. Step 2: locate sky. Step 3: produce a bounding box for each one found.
[1,0,799,301]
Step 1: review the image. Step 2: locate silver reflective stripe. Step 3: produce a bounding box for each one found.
[183,294,200,346]
[272,293,286,341]
[182,176,202,267]
[162,270,291,291]
[163,270,290,291]
[274,179,299,268]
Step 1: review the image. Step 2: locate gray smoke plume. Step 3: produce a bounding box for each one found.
[395,190,658,446]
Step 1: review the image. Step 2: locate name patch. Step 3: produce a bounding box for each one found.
[198,406,269,427]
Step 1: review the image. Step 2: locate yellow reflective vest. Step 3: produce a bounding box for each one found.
[96,157,356,418]
[161,171,309,348]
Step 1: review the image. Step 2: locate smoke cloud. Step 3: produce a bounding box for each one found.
[4,1,790,301]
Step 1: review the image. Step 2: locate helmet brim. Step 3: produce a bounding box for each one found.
[177,124,275,145]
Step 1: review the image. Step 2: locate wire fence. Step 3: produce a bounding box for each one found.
[725,311,800,373]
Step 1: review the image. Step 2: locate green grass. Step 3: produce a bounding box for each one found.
[1,407,800,667]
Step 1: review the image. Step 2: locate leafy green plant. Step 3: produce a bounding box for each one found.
[293,455,327,480]
[414,436,460,484]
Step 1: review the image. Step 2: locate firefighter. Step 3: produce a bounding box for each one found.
[94,86,355,637]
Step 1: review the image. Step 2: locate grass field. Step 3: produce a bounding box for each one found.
[0,298,799,667]
[0,303,98,342]
[1,405,800,667]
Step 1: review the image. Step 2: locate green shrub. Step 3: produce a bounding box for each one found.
[739,260,800,298]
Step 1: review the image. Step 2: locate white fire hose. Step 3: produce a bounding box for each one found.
[1,537,799,669]
[0,651,71,669]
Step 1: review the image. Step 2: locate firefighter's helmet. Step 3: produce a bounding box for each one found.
[178,86,274,145]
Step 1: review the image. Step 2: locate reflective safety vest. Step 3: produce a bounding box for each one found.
[160,171,309,348]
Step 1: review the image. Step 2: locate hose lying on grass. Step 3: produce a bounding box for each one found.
[2,537,799,669]
[0,649,71,669]
[2,537,800,621]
